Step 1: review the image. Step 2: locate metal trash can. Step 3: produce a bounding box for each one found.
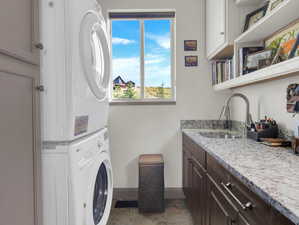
[138,154,165,213]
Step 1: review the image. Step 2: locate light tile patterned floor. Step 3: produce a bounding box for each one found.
[107,200,193,225]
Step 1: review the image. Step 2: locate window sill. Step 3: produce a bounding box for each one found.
[109,100,176,106]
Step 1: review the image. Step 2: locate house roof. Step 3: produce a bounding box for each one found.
[113,76,126,84]
[127,80,135,85]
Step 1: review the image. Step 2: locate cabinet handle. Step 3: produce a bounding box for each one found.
[221,182,253,211]
[34,43,44,50]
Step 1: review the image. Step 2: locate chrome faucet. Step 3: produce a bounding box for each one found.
[219,93,253,130]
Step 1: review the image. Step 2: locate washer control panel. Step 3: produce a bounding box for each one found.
[70,128,108,169]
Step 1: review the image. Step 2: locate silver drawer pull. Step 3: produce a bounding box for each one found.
[221,182,253,211]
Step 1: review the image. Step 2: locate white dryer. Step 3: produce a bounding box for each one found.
[41,0,111,142]
[42,128,113,225]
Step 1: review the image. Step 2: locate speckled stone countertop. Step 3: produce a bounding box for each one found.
[181,120,299,225]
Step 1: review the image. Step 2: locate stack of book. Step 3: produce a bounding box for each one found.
[212,58,234,85]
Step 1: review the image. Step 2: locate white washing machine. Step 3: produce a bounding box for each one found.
[42,128,113,225]
[40,0,111,142]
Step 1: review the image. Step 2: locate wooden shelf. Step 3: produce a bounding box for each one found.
[208,45,234,60]
[213,57,299,91]
[235,0,299,43]
[235,0,262,6]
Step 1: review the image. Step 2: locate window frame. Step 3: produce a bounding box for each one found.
[109,11,176,104]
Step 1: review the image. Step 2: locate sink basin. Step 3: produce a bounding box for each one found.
[187,129,243,139]
[198,131,241,139]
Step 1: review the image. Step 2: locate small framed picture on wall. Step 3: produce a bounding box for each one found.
[184,40,197,51]
[185,56,198,67]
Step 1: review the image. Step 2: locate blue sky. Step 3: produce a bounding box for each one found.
[112,19,171,87]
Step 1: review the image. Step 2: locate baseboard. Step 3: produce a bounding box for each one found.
[113,188,185,201]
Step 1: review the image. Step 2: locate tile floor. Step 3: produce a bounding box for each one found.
[107,200,193,225]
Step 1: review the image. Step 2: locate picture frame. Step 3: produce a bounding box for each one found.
[265,19,299,62]
[288,33,299,59]
[184,40,197,51]
[287,83,299,113]
[243,4,269,32]
[245,49,272,70]
[185,56,198,67]
[267,0,284,15]
[258,58,272,69]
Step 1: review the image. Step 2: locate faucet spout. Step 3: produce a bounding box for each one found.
[220,93,253,130]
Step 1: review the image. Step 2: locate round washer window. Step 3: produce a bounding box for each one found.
[93,163,108,224]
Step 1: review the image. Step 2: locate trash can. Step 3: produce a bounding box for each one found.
[138,154,165,213]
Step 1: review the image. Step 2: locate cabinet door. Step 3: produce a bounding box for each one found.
[192,163,206,225]
[186,158,193,210]
[183,150,189,196]
[206,0,226,57]
[0,0,41,225]
[270,209,295,225]
[238,214,250,225]
[206,175,237,225]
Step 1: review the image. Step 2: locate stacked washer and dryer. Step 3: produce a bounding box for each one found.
[40,0,113,225]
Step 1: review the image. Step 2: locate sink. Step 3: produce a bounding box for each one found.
[187,129,243,139]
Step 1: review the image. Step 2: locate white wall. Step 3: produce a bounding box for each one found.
[99,0,228,188]
[231,74,299,135]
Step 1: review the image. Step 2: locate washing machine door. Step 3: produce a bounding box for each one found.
[80,10,111,101]
[86,152,113,225]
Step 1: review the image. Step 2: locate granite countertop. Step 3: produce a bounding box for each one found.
[181,121,299,225]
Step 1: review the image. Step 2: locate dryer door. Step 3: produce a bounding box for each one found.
[86,152,113,225]
[80,11,111,101]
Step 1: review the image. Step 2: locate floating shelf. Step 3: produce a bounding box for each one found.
[235,0,299,43]
[213,57,299,91]
[235,0,262,6]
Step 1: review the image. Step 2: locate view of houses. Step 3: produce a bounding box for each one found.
[112,75,171,99]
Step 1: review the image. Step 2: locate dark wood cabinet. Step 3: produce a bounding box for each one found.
[182,133,295,225]
[206,174,238,225]
[192,161,206,225]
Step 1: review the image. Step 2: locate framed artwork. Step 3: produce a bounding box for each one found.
[243,4,269,32]
[245,49,272,70]
[184,40,197,51]
[287,83,299,113]
[265,19,299,62]
[185,56,198,67]
[267,0,284,14]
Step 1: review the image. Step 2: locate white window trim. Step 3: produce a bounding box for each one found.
[109,13,176,105]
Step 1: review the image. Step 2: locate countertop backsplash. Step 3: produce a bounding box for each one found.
[181,120,295,140]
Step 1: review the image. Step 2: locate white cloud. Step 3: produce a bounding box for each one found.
[112,57,140,84]
[146,33,171,49]
[145,54,165,65]
[112,55,171,87]
[112,37,135,45]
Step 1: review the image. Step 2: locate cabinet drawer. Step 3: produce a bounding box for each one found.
[207,153,230,186]
[223,175,271,225]
[207,174,238,224]
[270,208,295,225]
[183,134,206,168]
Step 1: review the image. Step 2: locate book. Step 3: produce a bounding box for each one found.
[211,58,234,85]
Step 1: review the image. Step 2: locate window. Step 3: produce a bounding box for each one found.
[110,12,175,102]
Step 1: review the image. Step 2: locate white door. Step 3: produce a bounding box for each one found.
[206,0,226,57]
[0,0,41,225]
[80,10,111,101]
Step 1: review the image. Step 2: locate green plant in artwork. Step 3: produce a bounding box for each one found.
[268,35,285,57]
